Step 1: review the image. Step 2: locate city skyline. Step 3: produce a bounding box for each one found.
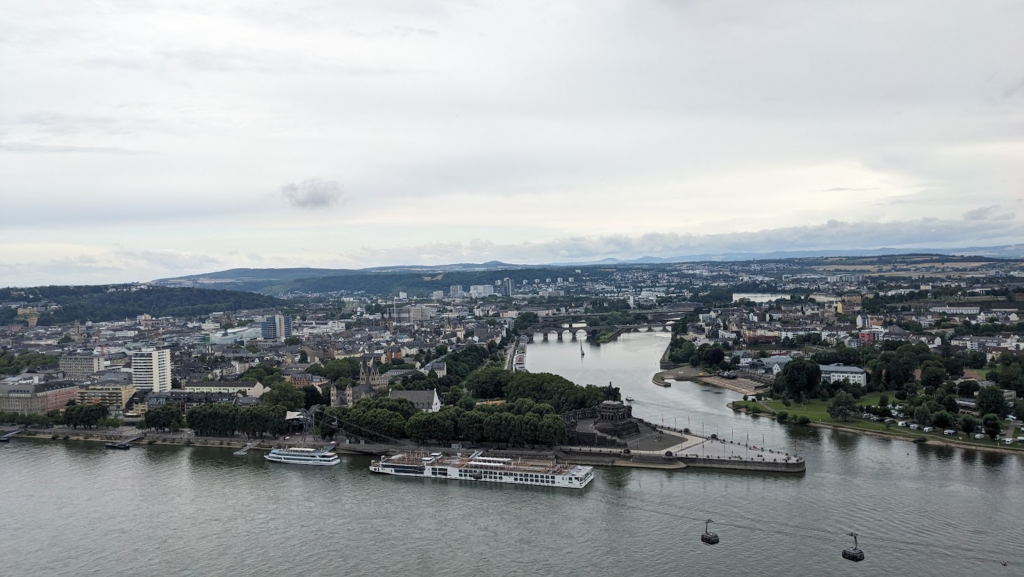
[2,1,1023,286]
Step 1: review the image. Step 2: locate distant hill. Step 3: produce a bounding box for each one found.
[565,245,1024,265]
[0,285,284,326]
[149,248,1024,297]
[153,265,600,297]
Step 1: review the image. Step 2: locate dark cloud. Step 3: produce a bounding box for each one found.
[278,179,346,209]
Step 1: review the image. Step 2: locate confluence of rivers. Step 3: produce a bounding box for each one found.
[1,332,1021,576]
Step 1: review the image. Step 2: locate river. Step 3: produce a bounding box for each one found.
[1,332,1021,576]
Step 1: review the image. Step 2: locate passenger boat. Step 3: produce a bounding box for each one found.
[264,446,340,466]
[624,396,635,402]
[370,451,594,489]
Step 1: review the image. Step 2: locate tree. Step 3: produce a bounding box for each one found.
[827,391,857,422]
[298,350,309,363]
[463,366,513,399]
[959,414,979,434]
[301,385,324,409]
[878,394,889,408]
[976,386,1008,419]
[919,362,947,390]
[931,411,954,429]
[913,405,932,427]
[145,404,182,432]
[956,380,980,398]
[405,412,431,443]
[982,413,1001,440]
[774,358,822,401]
[261,383,305,411]
[284,336,302,346]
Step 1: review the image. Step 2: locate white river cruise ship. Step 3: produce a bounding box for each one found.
[370,451,594,489]
[264,446,340,466]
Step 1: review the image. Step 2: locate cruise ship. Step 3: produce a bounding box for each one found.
[264,446,340,466]
[370,451,594,489]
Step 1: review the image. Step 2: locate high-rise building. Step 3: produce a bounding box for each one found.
[449,285,463,298]
[469,285,494,298]
[261,314,293,341]
[60,354,103,380]
[503,278,514,297]
[131,348,172,393]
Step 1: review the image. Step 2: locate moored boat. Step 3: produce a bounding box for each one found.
[370,451,594,489]
[264,446,340,466]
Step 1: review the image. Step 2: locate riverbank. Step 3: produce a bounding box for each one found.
[726,402,1024,455]
[3,426,807,473]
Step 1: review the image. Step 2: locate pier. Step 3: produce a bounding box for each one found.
[105,433,146,450]
[234,442,259,456]
[0,427,26,442]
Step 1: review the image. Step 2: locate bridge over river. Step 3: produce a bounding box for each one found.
[526,323,673,342]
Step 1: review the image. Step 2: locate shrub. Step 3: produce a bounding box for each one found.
[913,436,927,444]
[742,395,749,402]
[782,397,792,407]
[749,406,762,414]
[796,416,811,425]
[776,411,789,423]
[62,435,69,440]
[683,428,691,434]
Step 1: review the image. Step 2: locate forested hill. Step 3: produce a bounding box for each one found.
[0,285,283,325]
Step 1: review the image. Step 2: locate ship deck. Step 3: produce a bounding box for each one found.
[382,452,584,475]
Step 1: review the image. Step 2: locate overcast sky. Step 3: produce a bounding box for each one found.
[2,1,1023,286]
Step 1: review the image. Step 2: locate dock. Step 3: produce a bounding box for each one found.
[234,442,259,456]
[105,433,146,450]
[0,427,26,442]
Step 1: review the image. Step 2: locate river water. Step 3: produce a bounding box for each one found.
[2,332,1021,576]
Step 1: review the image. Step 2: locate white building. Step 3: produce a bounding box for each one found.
[819,363,868,387]
[389,389,442,412]
[131,348,172,392]
[183,380,267,398]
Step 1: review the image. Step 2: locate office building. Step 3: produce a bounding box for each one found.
[60,354,103,380]
[132,348,172,393]
[261,314,293,341]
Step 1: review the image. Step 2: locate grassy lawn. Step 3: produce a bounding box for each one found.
[734,393,1024,452]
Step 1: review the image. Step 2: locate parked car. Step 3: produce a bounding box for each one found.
[1004,438,1014,445]
[923,427,935,433]
[943,429,956,436]
[897,421,909,427]
[974,434,985,440]
[909,424,921,430]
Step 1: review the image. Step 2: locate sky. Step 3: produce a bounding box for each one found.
[1,0,1023,286]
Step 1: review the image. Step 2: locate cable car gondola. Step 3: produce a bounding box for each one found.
[842,532,865,562]
[701,519,720,545]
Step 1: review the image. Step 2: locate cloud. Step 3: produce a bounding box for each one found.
[963,205,1016,221]
[317,214,1024,267]
[817,187,879,192]
[0,141,141,155]
[278,179,346,209]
